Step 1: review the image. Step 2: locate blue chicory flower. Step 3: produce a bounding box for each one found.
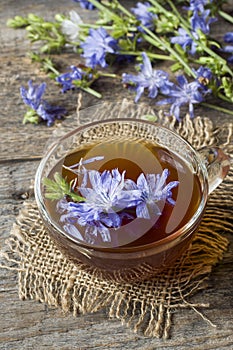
[56,65,92,93]
[131,2,157,30]
[20,80,46,110]
[184,0,212,13]
[157,75,205,120]
[78,168,140,214]
[190,9,216,35]
[193,66,213,93]
[223,32,233,63]
[122,52,173,102]
[20,80,66,126]
[115,54,136,64]
[59,200,112,243]
[36,101,66,126]
[224,32,233,43]
[73,0,97,10]
[60,202,113,243]
[80,27,117,68]
[56,157,179,244]
[125,169,179,219]
[58,167,140,243]
[193,66,212,81]
[171,28,199,55]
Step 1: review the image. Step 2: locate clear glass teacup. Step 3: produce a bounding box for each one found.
[35,118,230,282]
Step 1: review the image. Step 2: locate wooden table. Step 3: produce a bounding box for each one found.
[0,1,232,349]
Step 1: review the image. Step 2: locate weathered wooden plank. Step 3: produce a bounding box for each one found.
[0,0,233,349]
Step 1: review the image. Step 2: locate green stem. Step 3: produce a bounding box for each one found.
[81,86,102,98]
[98,72,118,78]
[80,23,138,33]
[149,0,190,31]
[82,24,138,36]
[87,0,121,23]
[50,66,60,76]
[217,92,233,103]
[79,24,114,30]
[175,23,233,76]
[219,10,233,25]
[85,0,233,80]
[187,31,233,77]
[199,41,233,77]
[148,0,174,18]
[44,61,60,76]
[142,26,196,77]
[166,0,190,27]
[161,1,233,78]
[115,1,134,18]
[202,102,233,116]
[119,50,175,61]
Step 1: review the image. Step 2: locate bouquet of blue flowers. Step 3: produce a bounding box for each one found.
[7,0,233,125]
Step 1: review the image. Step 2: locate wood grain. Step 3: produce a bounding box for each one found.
[0,1,232,349]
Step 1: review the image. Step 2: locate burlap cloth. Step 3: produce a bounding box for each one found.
[1,99,233,339]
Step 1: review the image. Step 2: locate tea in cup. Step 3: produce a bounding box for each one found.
[35,118,230,282]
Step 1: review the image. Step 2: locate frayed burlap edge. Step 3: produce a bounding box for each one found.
[1,98,232,338]
[1,201,230,338]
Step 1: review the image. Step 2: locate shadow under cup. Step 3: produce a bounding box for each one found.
[35,119,227,283]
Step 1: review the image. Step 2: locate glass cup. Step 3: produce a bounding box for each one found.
[35,118,230,282]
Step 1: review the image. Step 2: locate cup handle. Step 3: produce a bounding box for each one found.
[198,147,231,195]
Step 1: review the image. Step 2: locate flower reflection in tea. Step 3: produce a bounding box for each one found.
[43,139,201,248]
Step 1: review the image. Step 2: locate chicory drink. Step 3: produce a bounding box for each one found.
[43,139,202,249]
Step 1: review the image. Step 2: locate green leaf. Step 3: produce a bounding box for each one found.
[221,77,233,102]
[23,109,39,125]
[141,114,158,122]
[43,173,85,202]
[7,15,29,28]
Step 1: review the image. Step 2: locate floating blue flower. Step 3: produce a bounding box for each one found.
[54,156,179,244]
[20,80,46,110]
[157,75,205,120]
[20,80,66,126]
[223,32,233,63]
[122,52,173,102]
[73,0,97,10]
[191,9,216,35]
[131,2,157,30]
[125,169,179,219]
[80,28,117,68]
[171,28,198,55]
[78,168,140,214]
[69,155,104,169]
[58,200,112,243]
[58,167,140,243]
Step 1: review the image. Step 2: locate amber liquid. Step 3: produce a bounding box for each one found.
[46,140,202,249]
